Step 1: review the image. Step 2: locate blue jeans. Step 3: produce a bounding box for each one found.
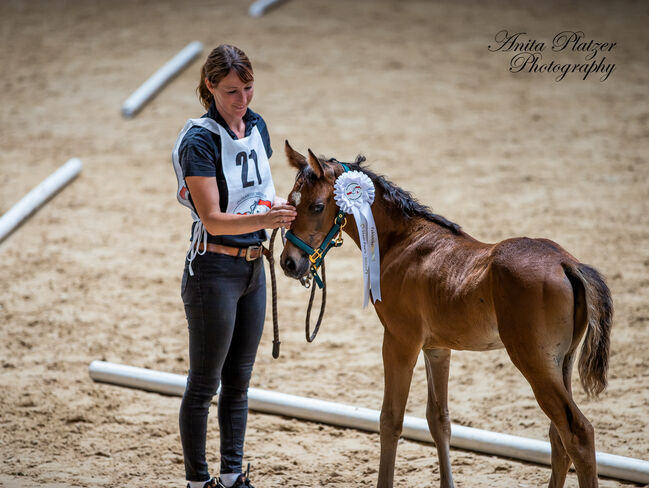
[179,251,266,482]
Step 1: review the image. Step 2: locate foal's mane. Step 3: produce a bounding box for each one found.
[298,155,461,234]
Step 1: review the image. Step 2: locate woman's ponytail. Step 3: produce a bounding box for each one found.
[197,64,214,110]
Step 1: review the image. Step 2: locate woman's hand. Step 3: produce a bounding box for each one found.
[264,203,297,229]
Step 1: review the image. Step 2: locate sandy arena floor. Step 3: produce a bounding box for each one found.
[1,1,648,487]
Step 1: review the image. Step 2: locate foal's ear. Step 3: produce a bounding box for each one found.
[307,148,325,179]
[285,140,307,170]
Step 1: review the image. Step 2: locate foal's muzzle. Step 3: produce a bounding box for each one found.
[280,251,310,280]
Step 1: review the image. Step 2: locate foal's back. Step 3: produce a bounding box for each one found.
[375,220,580,352]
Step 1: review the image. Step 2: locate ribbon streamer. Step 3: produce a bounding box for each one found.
[334,171,382,307]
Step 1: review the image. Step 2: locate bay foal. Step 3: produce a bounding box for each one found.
[280,143,612,488]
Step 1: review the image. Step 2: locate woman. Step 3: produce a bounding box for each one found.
[172,44,296,488]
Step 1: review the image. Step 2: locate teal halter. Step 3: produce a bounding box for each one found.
[285,163,350,288]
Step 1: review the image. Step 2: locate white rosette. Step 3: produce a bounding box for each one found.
[334,171,382,307]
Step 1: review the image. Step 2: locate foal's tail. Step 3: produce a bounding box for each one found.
[564,262,613,397]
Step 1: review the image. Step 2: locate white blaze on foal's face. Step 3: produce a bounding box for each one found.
[290,191,301,206]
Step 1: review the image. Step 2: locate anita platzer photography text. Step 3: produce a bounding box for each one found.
[489,30,617,82]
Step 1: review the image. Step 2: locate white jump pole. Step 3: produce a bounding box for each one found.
[0,158,82,244]
[249,0,287,17]
[88,361,649,484]
[121,41,204,118]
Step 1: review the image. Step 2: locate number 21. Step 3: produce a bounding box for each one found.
[235,150,262,188]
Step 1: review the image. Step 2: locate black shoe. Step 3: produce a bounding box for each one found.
[186,478,224,488]
[221,464,254,488]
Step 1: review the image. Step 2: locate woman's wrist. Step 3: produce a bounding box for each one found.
[202,211,266,235]
[251,212,268,231]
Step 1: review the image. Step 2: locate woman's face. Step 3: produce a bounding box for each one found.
[208,69,254,121]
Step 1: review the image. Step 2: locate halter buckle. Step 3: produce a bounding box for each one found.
[309,248,323,265]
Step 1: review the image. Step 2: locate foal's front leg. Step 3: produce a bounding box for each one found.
[423,348,455,488]
[378,331,420,488]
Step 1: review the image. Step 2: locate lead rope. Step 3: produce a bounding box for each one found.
[305,261,326,342]
[265,229,328,359]
[266,228,281,359]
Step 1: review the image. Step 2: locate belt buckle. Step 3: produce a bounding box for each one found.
[245,245,261,261]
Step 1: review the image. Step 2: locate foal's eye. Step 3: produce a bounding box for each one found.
[310,203,325,214]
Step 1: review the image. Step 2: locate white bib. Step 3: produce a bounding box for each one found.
[216,123,275,215]
[172,117,275,218]
[171,117,275,274]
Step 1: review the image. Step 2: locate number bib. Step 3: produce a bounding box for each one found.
[216,123,275,215]
[172,117,275,219]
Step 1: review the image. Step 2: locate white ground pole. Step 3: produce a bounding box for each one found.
[121,41,204,118]
[89,360,649,484]
[249,0,288,17]
[0,158,82,244]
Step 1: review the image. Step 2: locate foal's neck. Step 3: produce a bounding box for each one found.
[342,187,447,253]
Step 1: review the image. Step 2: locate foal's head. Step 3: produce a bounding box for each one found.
[280,141,346,279]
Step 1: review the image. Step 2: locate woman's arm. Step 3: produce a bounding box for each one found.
[186,176,296,235]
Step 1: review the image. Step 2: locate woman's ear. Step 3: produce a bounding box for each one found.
[205,78,216,94]
[285,140,307,170]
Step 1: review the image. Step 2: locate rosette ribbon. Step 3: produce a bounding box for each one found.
[334,171,382,307]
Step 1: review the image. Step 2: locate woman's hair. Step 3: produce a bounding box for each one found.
[197,44,254,110]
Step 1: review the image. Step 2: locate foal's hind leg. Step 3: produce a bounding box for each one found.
[548,352,576,488]
[531,373,596,487]
[494,263,597,487]
[503,340,597,487]
[423,348,455,488]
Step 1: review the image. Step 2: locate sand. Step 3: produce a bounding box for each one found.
[0,0,647,487]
